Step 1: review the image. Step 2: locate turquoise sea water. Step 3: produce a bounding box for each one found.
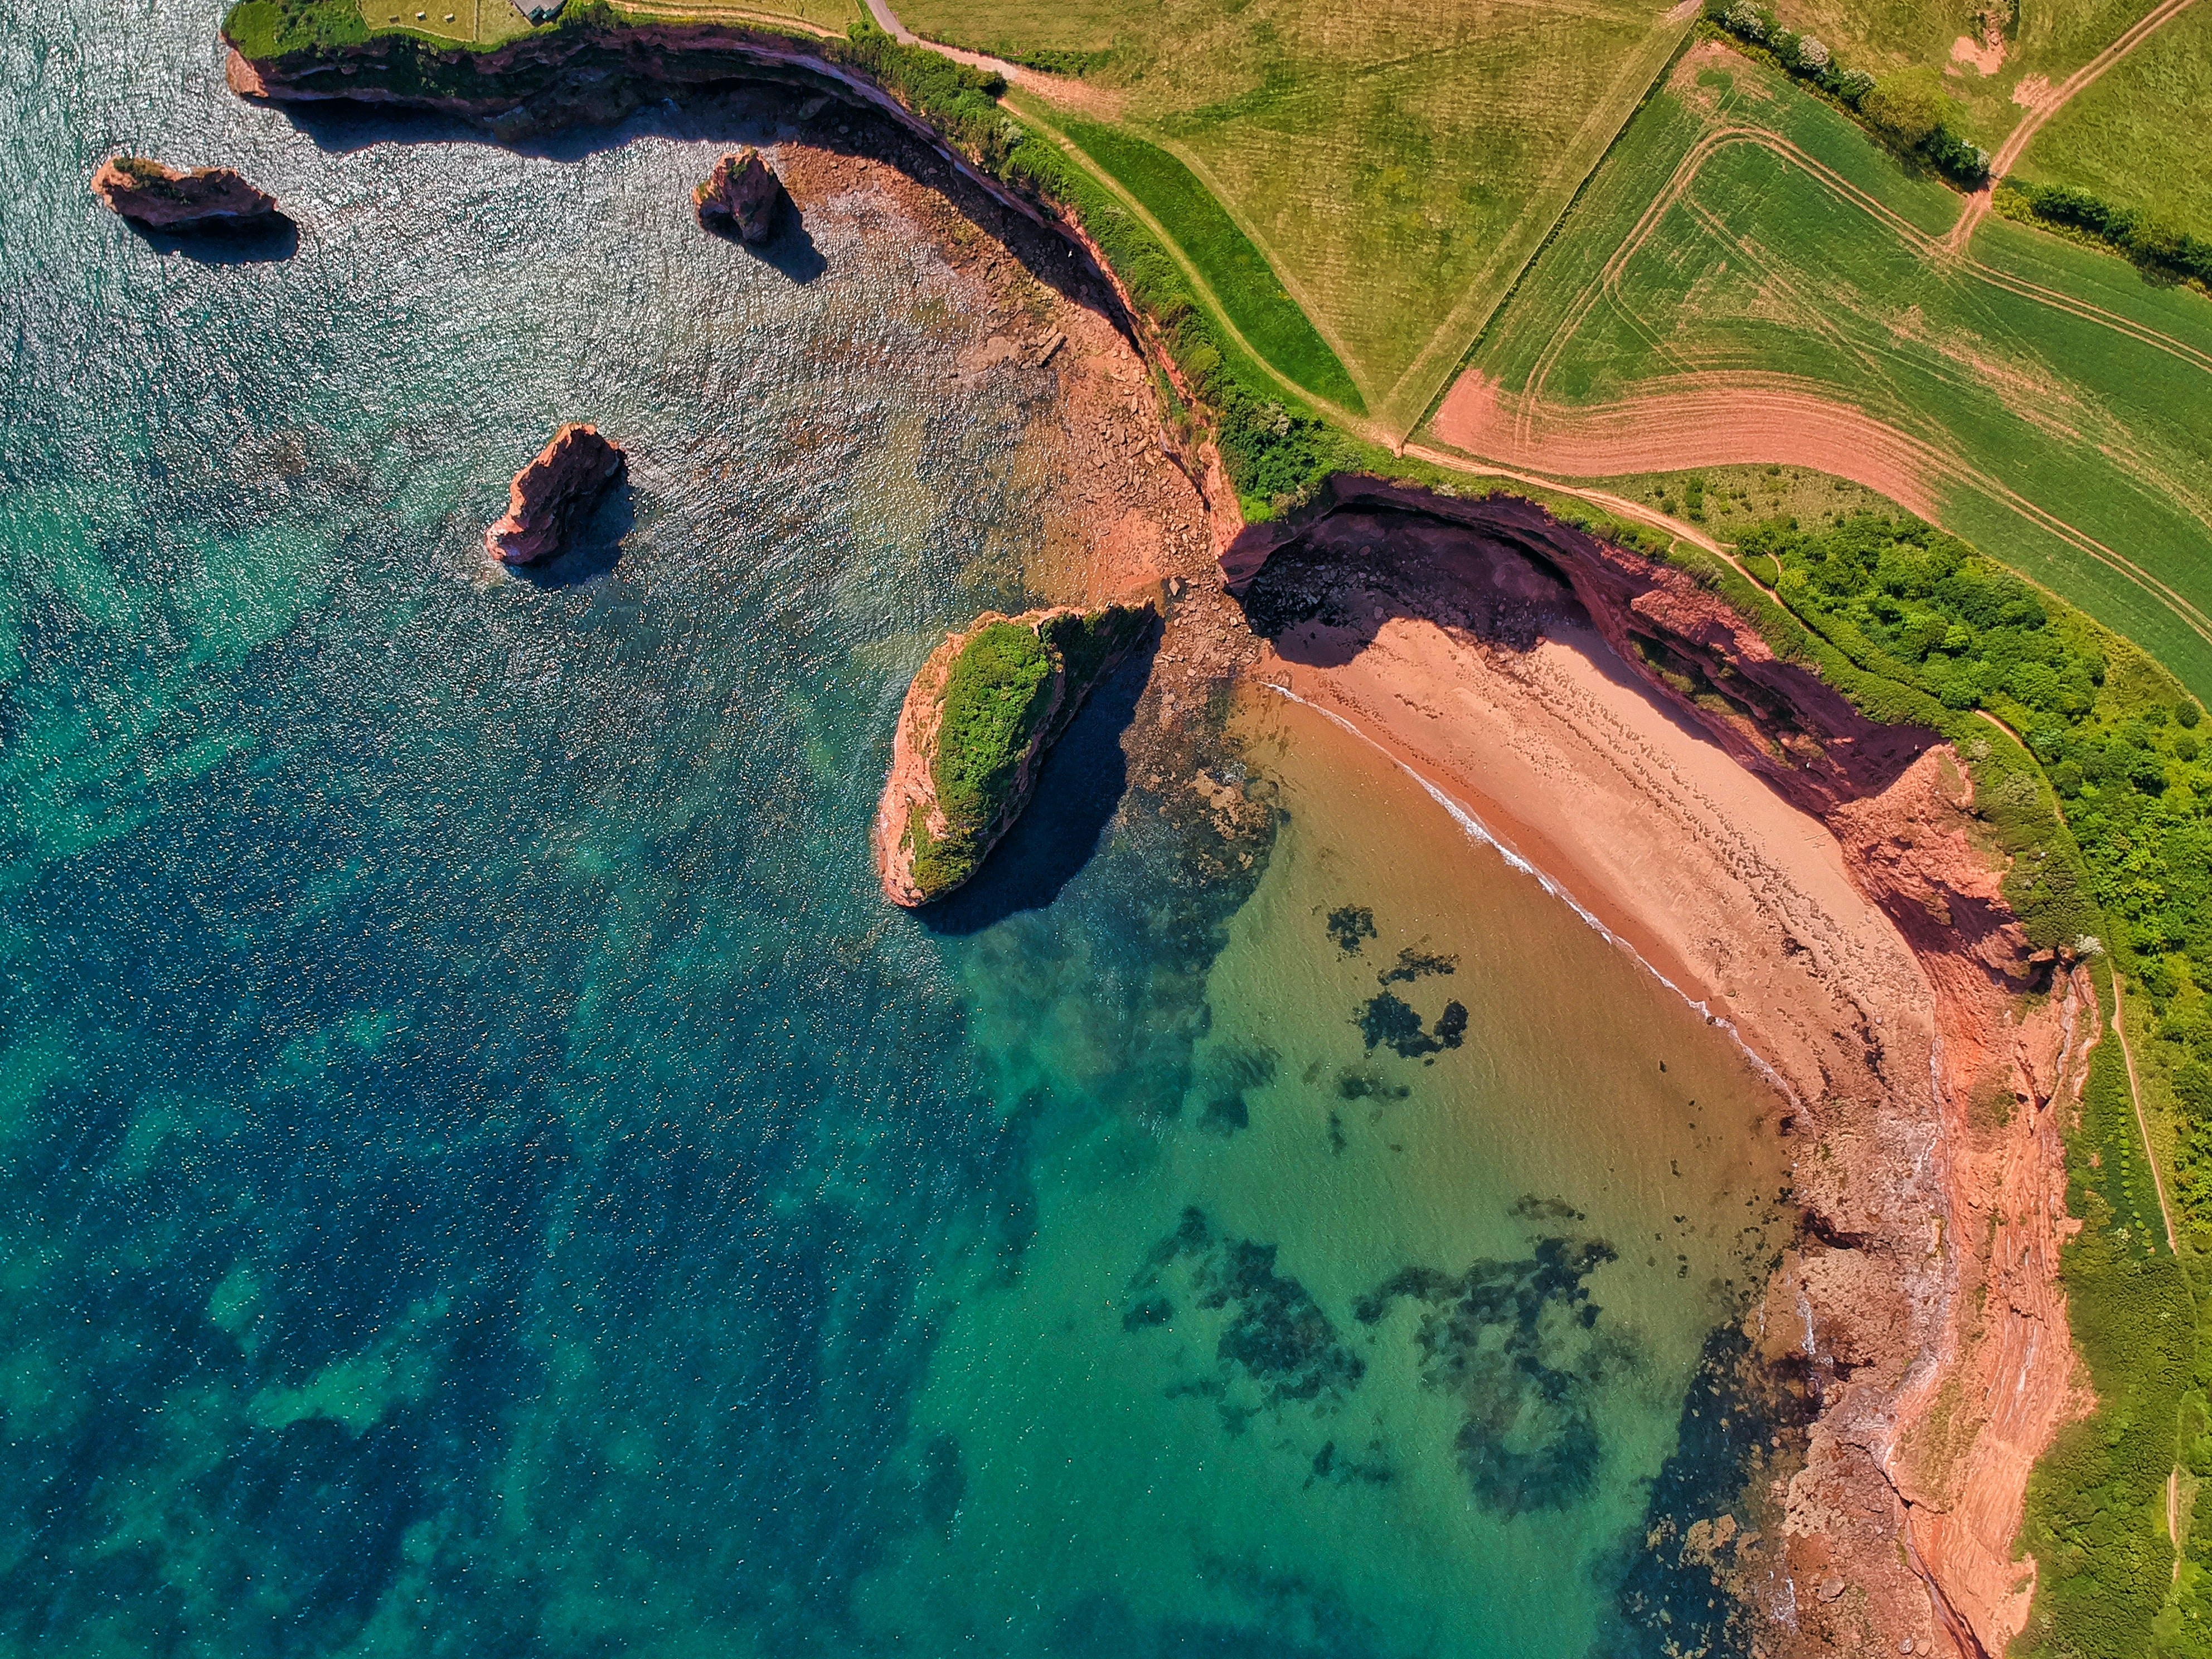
[1,4,1798,1653]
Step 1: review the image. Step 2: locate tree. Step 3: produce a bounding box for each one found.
[1861,69,1950,147]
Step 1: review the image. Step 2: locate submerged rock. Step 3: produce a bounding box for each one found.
[874,603,1154,906]
[484,424,626,567]
[91,156,285,233]
[692,148,783,243]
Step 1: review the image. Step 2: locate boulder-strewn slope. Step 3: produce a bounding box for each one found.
[875,604,1153,906]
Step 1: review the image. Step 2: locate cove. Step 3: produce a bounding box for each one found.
[0,0,1794,1652]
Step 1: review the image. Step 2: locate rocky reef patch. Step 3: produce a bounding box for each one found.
[91,155,287,234]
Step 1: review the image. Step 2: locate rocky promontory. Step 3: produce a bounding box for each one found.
[693,148,783,242]
[485,424,626,567]
[875,604,1154,906]
[91,156,285,233]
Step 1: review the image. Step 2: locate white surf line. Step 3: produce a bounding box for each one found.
[1260,681,1803,1110]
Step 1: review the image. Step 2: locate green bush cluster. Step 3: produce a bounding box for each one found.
[1996,180,2212,293]
[906,619,1056,898]
[221,0,367,59]
[1702,3,1989,187]
[993,44,1113,78]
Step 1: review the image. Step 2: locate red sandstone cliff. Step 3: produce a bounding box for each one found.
[91,156,284,232]
[485,425,625,567]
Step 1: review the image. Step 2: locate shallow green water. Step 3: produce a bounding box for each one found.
[0,3,1793,1652]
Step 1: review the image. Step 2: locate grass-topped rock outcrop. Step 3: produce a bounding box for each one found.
[874,604,1153,906]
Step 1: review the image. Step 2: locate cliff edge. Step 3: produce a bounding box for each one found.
[875,604,1153,906]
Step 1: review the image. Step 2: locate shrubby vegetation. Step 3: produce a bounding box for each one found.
[1703,2,1989,186]
[1996,179,2212,294]
[905,620,1056,898]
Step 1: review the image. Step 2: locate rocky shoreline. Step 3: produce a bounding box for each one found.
[220,18,2074,1646]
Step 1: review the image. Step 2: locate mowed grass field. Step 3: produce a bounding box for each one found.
[1057,119,1362,411]
[903,0,1692,434]
[2013,0,2212,237]
[355,0,859,46]
[1764,0,2166,152]
[1436,46,2212,696]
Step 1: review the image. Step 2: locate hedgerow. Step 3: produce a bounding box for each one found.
[1996,179,2212,294]
[2017,1012,2195,1658]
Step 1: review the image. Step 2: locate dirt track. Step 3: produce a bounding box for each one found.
[1943,0,2202,254]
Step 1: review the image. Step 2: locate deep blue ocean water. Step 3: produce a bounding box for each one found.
[0,5,1796,1653]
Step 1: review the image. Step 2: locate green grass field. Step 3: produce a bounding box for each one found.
[1764,0,2165,152]
[1055,119,1361,411]
[903,0,1690,434]
[1434,46,2212,698]
[346,0,857,47]
[2014,0,2212,241]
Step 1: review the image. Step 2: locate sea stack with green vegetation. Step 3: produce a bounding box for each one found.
[692,148,782,242]
[484,424,625,567]
[875,604,1153,906]
[90,155,284,232]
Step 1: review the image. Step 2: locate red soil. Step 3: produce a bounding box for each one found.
[1433,368,1944,519]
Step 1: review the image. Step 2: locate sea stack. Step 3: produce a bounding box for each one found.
[91,156,285,233]
[874,603,1154,906]
[484,425,627,567]
[692,148,783,243]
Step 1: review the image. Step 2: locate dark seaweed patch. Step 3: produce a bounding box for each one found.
[1356,1233,1623,1516]
[1356,992,1467,1058]
[1378,947,1457,986]
[1616,1320,1820,1656]
[1122,1296,1175,1331]
[1333,1068,1410,1103]
[1124,1209,1365,1418]
[1325,905,1376,953]
[1308,1438,1393,1488]
[1196,1042,1277,1137]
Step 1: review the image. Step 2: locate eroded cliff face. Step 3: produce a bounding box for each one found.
[1224,478,2090,1658]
